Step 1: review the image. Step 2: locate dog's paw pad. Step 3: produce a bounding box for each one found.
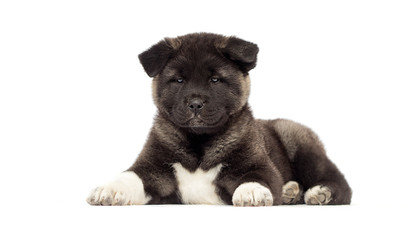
[304,185,332,205]
[232,182,273,207]
[282,181,303,204]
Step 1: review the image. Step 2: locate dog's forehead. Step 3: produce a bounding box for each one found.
[165,55,236,79]
[161,34,239,78]
[173,35,225,63]
[165,51,236,77]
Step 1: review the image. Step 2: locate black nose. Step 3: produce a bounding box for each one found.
[188,99,204,115]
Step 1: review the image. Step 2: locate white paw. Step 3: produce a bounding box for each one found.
[86,171,151,206]
[232,182,273,206]
[304,185,332,205]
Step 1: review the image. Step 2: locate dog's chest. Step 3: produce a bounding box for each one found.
[172,163,224,205]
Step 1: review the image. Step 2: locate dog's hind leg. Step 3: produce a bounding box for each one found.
[272,119,352,205]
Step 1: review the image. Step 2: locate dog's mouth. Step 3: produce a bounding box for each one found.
[170,104,230,133]
[172,110,228,129]
[187,117,207,127]
[187,116,222,127]
[183,115,229,135]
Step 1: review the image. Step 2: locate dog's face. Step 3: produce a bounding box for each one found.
[139,33,258,134]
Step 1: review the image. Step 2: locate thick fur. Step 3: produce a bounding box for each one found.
[87,33,352,206]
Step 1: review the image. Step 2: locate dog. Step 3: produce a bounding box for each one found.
[87,33,352,206]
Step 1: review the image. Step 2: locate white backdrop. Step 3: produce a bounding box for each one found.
[1,0,408,239]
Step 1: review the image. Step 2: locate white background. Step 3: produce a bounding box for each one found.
[1,0,408,239]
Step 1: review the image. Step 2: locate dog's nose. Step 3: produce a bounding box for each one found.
[188,99,204,115]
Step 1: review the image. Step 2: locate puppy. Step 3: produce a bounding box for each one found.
[87,33,352,206]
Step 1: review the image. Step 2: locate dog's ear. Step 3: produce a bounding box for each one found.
[219,37,259,72]
[138,38,181,77]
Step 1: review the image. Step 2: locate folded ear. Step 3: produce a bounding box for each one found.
[138,38,180,77]
[219,37,259,72]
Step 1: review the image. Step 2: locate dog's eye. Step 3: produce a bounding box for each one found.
[210,77,220,83]
[176,78,184,83]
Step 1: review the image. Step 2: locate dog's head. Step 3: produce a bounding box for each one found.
[139,33,258,134]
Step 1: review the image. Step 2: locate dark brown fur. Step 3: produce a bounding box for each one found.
[125,33,351,205]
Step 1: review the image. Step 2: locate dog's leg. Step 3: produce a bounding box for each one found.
[295,146,352,205]
[87,127,181,206]
[87,171,151,206]
[272,119,352,205]
[222,157,284,206]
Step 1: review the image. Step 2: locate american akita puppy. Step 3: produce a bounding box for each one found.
[87,33,352,206]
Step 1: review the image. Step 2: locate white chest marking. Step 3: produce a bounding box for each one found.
[172,163,225,205]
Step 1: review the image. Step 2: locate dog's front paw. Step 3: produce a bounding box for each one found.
[86,171,151,206]
[232,182,273,206]
[87,184,143,206]
[87,186,127,206]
